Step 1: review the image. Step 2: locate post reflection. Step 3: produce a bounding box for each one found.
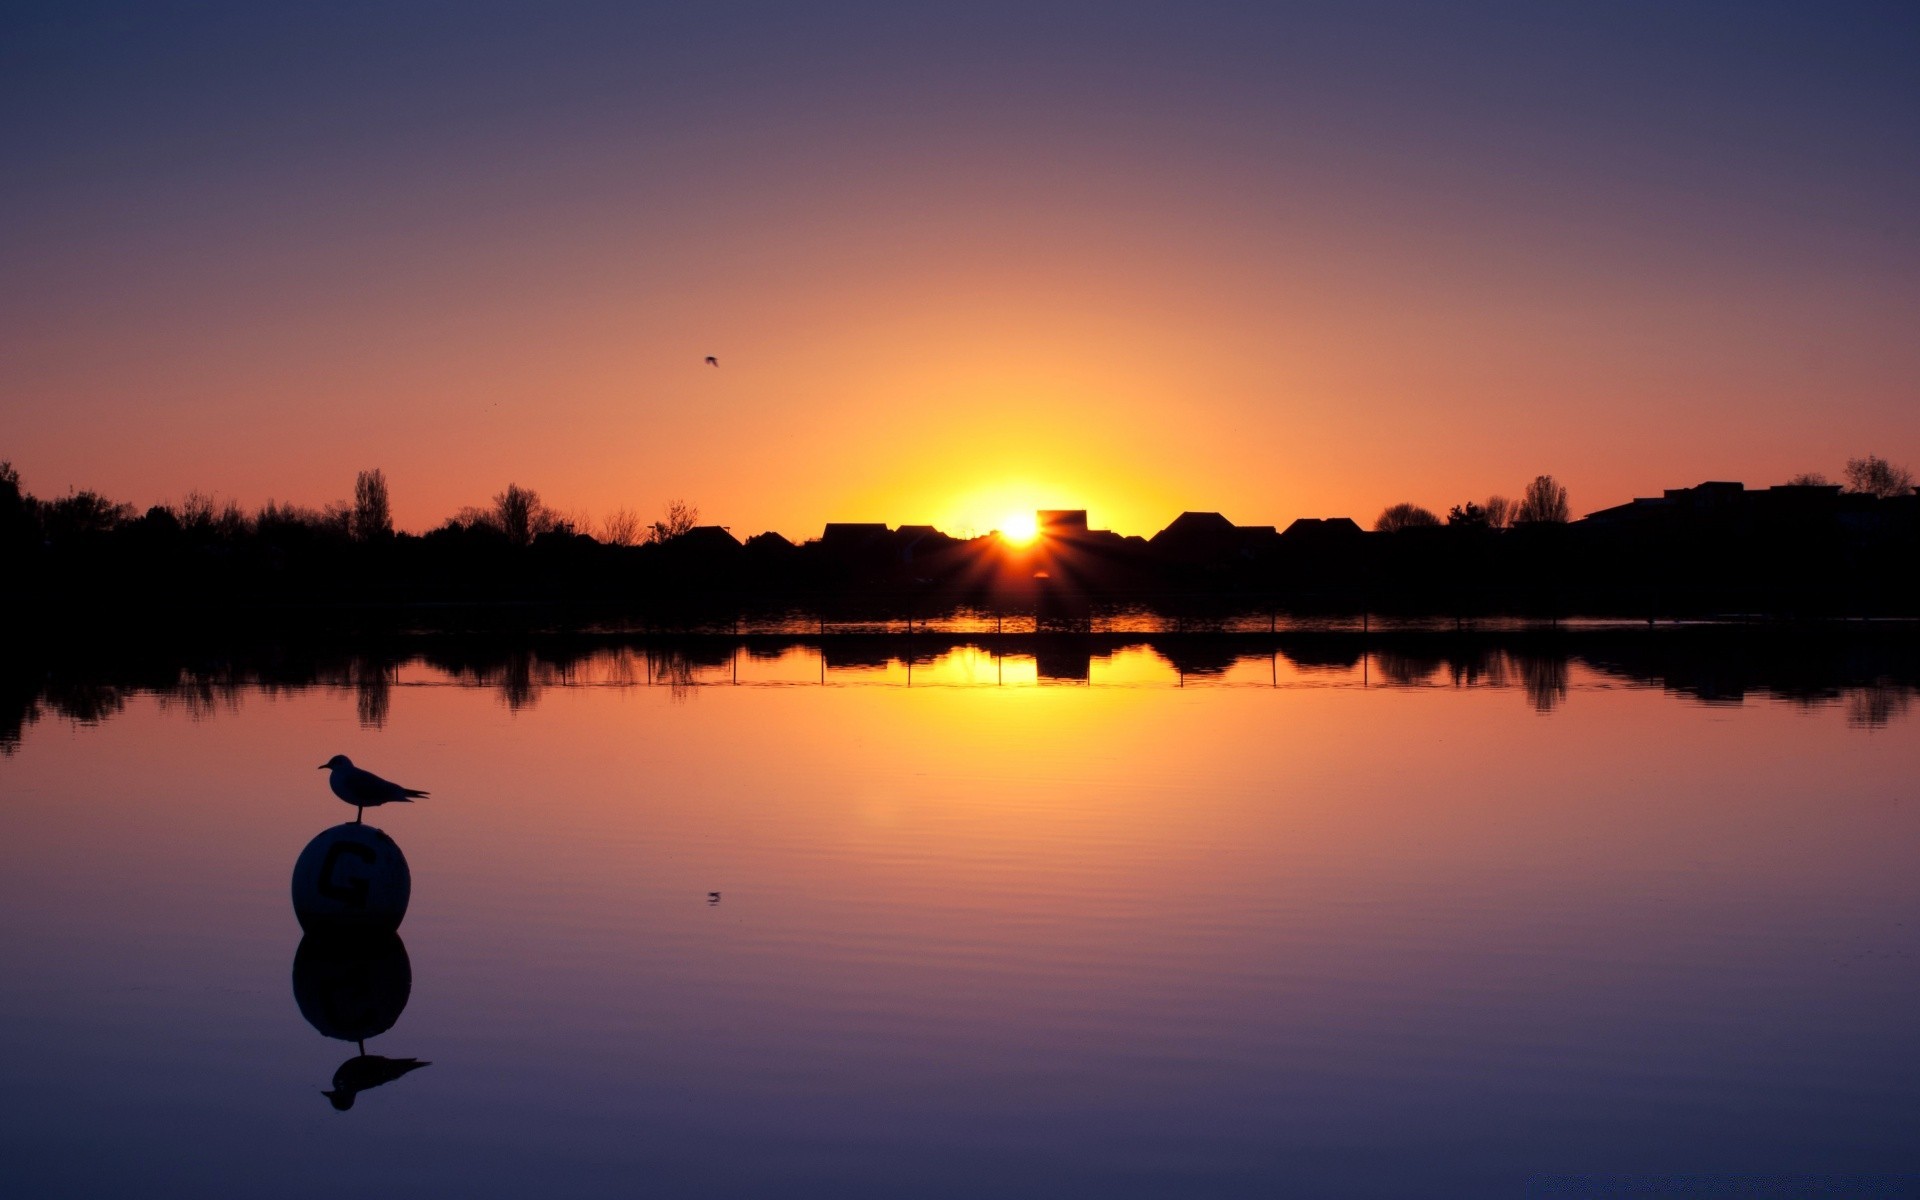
[292,932,430,1111]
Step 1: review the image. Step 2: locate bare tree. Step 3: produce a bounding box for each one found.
[1483,495,1515,529]
[41,490,133,539]
[1374,502,1441,532]
[176,491,217,530]
[601,507,643,547]
[491,483,555,547]
[174,491,247,539]
[1843,455,1915,499]
[255,498,351,541]
[353,468,393,541]
[649,498,700,543]
[322,499,354,537]
[1515,475,1570,524]
[450,505,494,531]
[1785,471,1831,487]
[553,508,596,538]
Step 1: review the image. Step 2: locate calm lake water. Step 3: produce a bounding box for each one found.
[3,639,1918,1198]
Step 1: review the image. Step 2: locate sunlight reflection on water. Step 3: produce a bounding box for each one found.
[1,642,1917,1198]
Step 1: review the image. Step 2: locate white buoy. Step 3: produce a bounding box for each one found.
[291,823,411,935]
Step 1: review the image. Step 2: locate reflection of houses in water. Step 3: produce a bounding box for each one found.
[1034,640,1092,682]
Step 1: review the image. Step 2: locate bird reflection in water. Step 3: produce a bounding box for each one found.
[291,930,431,1112]
[324,1042,431,1111]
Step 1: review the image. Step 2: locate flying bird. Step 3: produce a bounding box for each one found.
[318,755,429,823]
[704,355,719,367]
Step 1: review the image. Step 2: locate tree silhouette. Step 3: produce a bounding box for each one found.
[1786,471,1831,487]
[41,490,132,540]
[1844,455,1915,499]
[650,499,700,543]
[1447,502,1488,527]
[353,469,392,541]
[1375,502,1441,532]
[600,508,643,547]
[1483,495,1515,529]
[174,491,246,540]
[0,461,32,551]
[491,483,554,547]
[1516,475,1569,524]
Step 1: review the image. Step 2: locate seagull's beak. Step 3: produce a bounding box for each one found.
[316,763,328,769]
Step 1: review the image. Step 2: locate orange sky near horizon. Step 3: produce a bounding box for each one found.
[4,5,1915,542]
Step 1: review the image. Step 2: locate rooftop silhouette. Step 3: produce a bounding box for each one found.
[3,458,1916,621]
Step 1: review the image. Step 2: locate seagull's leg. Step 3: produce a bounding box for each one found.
[355,806,363,824]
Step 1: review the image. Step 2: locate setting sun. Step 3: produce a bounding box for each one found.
[998,512,1039,544]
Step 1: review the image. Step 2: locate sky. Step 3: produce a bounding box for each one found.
[3,1,1916,540]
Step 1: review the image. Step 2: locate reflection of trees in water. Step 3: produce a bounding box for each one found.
[1379,647,1563,712]
[1846,682,1912,729]
[498,653,536,712]
[1513,654,1568,713]
[648,650,701,701]
[425,650,544,712]
[2,681,135,755]
[5,632,1919,747]
[354,657,391,729]
[1372,652,1439,687]
[41,680,135,725]
[599,647,645,685]
[155,669,243,721]
[1446,651,1511,689]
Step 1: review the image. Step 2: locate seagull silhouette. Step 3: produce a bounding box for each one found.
[318,755,429,823]
[704,355,719,367]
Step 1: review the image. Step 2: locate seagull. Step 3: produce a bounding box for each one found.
[704,355,719,367]
[318,755,429,823]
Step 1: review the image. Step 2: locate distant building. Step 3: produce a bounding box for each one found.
[1038,510,1088,538]
[893,524,949,563]
[1150,511,1276,563]
[673,526,740,552]
[1582,481,1851,528]
[743,531,795,552]
[820,522,889,546]
[1279,517,1364,541]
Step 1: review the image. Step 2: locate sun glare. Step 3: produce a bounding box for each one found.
[999,512,1039,544]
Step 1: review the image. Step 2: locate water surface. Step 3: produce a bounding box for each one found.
[3,641,1917,1198]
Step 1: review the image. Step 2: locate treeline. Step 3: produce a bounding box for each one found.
[0,463,718,610]
[3,457,1916,620]
[1369,458,1916,532]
